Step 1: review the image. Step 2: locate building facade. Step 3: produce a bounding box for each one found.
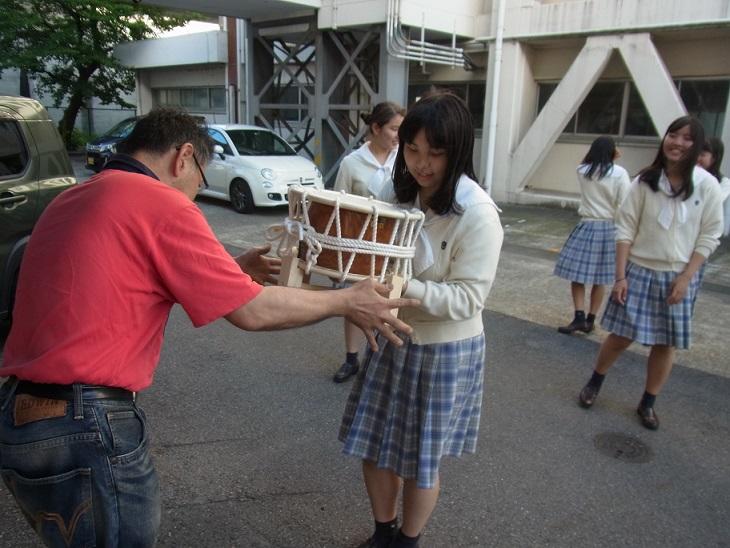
[91,1,730,198]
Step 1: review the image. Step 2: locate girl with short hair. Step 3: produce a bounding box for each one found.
[339,92,503,547]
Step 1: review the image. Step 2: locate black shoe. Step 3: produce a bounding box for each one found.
[637,406,659,430]
[579,383,600,408]
[558,318,589,334]
[333,361,359,383]
[357,535,394,548]
[582,319,595,333]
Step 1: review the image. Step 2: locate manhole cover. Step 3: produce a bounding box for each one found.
[594,432,653,463]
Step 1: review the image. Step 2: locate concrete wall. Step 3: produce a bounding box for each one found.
[318,0,484,37]
[115,31,228,69]
[522,32,730,196]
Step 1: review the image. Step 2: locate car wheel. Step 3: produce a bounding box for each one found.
[230,179,255,214]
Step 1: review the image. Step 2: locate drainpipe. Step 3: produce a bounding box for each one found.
[484,0,506,195]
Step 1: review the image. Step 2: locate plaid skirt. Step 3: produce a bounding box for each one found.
[553,220,616,285]
[601,262,701,349]
[339,333,486,489]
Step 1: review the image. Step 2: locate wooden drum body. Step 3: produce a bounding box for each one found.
[277,186,424,284]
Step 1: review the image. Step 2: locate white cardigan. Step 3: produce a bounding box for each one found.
[576,163,631,221]
[616,166,723,272]
[386,175,503,345]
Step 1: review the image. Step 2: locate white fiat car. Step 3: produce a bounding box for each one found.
[199,124,324,213]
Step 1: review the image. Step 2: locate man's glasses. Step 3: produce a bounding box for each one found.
[176,145,209,189]
[191,153,209,189]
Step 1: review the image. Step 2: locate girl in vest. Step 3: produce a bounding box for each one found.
[554,136,631,334]
[578,116,723,430]
[339,92,503,548]
[332,102,406,383]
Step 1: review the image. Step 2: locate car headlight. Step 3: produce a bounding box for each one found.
[261,168,277,181]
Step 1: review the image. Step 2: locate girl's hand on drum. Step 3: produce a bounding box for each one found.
[235,244,282,285]
[346,279,420,351]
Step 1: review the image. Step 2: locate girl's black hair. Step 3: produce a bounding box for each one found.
[702,136,725,180]
[638,116,705,201]
[581,136,616,180]
[392,92,475,215]
[360,101,406,131]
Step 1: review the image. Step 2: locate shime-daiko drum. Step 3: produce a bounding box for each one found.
[267,186,424,290]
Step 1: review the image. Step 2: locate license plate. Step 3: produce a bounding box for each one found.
[86,157,94,166]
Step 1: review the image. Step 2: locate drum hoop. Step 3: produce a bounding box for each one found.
[288,185,422,221]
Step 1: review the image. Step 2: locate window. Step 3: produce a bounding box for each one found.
[0,121,29,177]
[408,82,486,129]
[677,80,729,137]
[207,129,233,156]
[537,78,729,138]
[153,87,227,113]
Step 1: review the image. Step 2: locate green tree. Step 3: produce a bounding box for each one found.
[0,1,194,146]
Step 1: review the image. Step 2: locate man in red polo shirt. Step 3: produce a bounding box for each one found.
[0,108,417,547]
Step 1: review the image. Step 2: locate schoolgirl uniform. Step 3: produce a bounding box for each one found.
[339,175,503,489]
[602,166,723,349]
[554,163,631,285]
[333,142,398,198]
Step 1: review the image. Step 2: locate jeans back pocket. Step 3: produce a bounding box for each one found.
[1,467,96,547]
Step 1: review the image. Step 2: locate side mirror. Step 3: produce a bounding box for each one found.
[213,144,225,160]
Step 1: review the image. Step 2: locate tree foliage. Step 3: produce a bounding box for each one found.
[0,1,194,144]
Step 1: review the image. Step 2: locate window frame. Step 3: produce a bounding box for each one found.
[152,86,227,114]
[536,77,730,144]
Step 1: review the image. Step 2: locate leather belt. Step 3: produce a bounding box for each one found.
[15,381,134,401]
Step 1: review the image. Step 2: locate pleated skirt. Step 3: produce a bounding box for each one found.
[601,261,701,349]
[553,220,616,285]
[339,333,485,489]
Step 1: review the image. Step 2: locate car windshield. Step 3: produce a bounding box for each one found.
[103,118,137,139]
[225,129,296,156]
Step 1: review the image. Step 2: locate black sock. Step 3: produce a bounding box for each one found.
[639,391,656,409]
[587,371,605,389]
[391,530,420,548]
[586,313,596,324]
[346,352,359,365]
[373,518,398,541]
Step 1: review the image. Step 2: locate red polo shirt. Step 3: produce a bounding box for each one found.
[0,169,262,391]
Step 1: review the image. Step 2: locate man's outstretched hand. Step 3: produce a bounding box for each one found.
[344,278,420,351]
[235,244,281,285]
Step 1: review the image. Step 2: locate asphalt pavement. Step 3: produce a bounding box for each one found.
[0,157,727,547]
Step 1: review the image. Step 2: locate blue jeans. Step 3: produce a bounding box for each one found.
[0,382,160,547]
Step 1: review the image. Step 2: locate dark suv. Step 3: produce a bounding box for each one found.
[0,96,76,323]
[85,116,138,172]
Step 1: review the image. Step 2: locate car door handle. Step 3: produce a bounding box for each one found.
[0,193,28,207]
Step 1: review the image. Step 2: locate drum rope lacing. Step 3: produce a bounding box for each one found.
[266,189,424,283]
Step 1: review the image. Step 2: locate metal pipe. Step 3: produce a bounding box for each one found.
[386,0,469,69]
[484,0,506,195]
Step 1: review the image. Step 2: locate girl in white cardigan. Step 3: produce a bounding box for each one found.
[578,116,723,430]
[331,102,405,383]
[554,136,630,334]
[340,93,503,548]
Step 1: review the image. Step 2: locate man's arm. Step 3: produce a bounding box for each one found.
[225,278,419,351]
